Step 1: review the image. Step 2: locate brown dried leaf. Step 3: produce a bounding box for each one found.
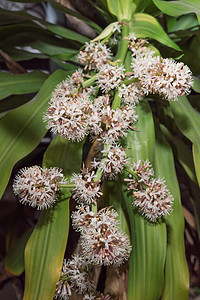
[0,49,26,74]
[55,0,97,38]
[104,262,129,300]
[183,206,196,231]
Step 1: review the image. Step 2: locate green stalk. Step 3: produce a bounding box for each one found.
[82,73,98,88]
[112,23,129,110]
[114,23,129,63]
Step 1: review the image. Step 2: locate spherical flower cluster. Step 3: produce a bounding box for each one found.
[118,81,144,106]
[125,160,173,222]
[78,41,113,70]
[71,171,102,205]
[98,105,138,144]
[13,166,66,210]
[97,63,125,92]
[131,49,193,100]
[72,207,132,266]
[45,80,96,142]
[55,254,94,300]
[100,144,128,179]
[133,178,174,222]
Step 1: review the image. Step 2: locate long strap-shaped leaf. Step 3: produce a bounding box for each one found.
[170,96,200,186]
[153,0,200,22]
[129,13,181,51]
[123,100,167,300]
[154,120,189,300]
[0,70,68,199]
[0,71,48,100]
[23,135,83,300]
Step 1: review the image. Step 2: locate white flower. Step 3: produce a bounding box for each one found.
[112,22,121,33]
[131,49,193,100]
[98,105,138,144]
[78,41,113,70]
[125,160,154,189]
[81,222,131,266]
[45,86,94,142]
[131,49,159,80]
[118,82,144,106]
[97,63,125,92]
[83,293,111,300]
[55,255,94,299]
[72,206,118,233]
[133,177,174,222]
[70,69,84,86]
[125,160,173,222]
[13,166,66,210]
[71,206,96,233]
[71,171,102,205]
[74,207,132,266]
[100,144,127,179]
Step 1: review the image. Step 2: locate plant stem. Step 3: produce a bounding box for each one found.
[112,23,130,109]
[114,23,129,63]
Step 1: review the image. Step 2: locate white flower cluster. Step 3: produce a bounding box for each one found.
[99,144,128,179]
[97,63,125,93]
[71,171,102,205]
[118,81,144,106]
[125,160,173,222]
[72,206,132,266]
[13,166,66,210]
[54,254,94,300]
[78,41,113,70]
[45,76,138,143]
[129,37,193,101]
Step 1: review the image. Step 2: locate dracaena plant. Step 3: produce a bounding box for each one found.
[1,0,200,300]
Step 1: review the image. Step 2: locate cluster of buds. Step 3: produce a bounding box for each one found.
[125,160,174,222]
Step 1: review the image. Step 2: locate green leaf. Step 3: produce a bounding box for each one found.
[0,49,48,62]
[192,76,200,93]
[4,228,33,276]
[93,22,118,41]
[44,23,90,44]
[123,100,167,300]
[0,95,33,113]
[154,120,189,300]
[43,135,84,180]
[0,7,34,25]
[0,22,45,41]
[0,70,68,199]
[0,71,48,100]
[23,197,70,300]
[167,14,199,33]
[161,124,198,185]
[107,0,136,20]
[28,41,77,58]
[103,181,131,237]
[23,135,83,300]
[170,96,200,186]
[153,0,200,21]
[130,13,182,51]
